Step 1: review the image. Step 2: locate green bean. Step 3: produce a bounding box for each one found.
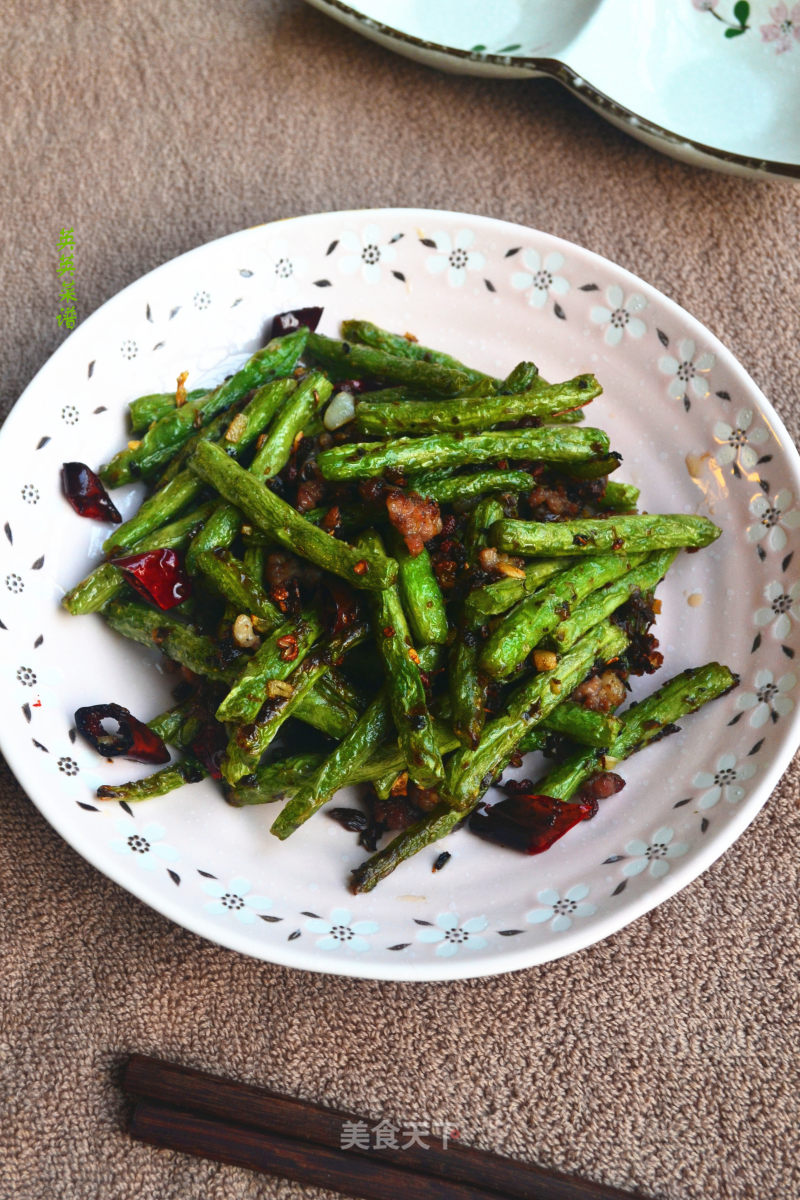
[195,548,282,629]
[480,553,644,679]
[550,550,677,650]
[447,621,629,811]
[293,682,360,740]
[96,756,207,802]
[62,500,219,615]
[222,624,369,786]
[103,471,205,557]
[501,361,539,392]
[540,702,623,749]
[189,441,397,591]
[353,375,601,436]
[349,803,460,893]
[147,699,194,746]
[529,663,737,800]
[100,329,308,487]
[249,372,331,479]
[317,426,610,482]
[185,503,242,574]
[225,753,325,806]
[388,530,448,646]
[464,560,569,621]
[103,598,242,683]
[307,332,472,395]
[599,481,640,511]
[340,319,493,385]
[492,514,722,557]
[357,531,443,787]
[215,608,324,723]
[128,389,207,433]
[406,470,534,505]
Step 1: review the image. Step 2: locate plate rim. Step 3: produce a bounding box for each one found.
[303,0,800,181]
[4,205,800,981]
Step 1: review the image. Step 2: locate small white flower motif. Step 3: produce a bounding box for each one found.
[265,236,308,288]
[754,579,800,639]
[110,816,179,871]
[590,286,647,347]
[658,338,715,402]
[621,826,688,878]
[61,404,79,425]
[338,224,397,285]
[120,339,138,360]
[21,484,40,504]
[746,488,800,552]
[510,248,570,308]
[713,408,768,471]
[693,754,757,810]
[57,756,79,776]
[16,666,36,686]
[193,290,211,310]
[736,668,796,727]
[424,229,485,288]
[526,884,596,932]
[416,912,488,957]
[5,574,23,594]
[304,906,379,952]
[202,876,273,924]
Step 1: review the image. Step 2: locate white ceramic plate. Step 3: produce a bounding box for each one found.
[304,0,800,180]
[3,208,800,981]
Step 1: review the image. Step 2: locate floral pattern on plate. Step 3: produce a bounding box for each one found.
[1,209,799,981]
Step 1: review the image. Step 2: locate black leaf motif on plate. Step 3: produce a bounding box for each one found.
[21,703,31,723]
[757,455,773,466]
[392,271,406,282]
[716,390,731,401]
[325,240,339,256]
[259,914,282,923]
[683,396,691,412]
[31,557,44,570]
[168,870,180,886]
[388,943,410,951]
[300,910,320,919]
[413,918,433,926]
[239,269,254,277]
[700,817,710,833]
[313,279,332,288]
[751,633,761,653]
[146,303,153,323]
[389,232,404,243]
[748,739,764,756]
[93,406,107,414]
[32,739,48,752]
[656,329,669,347]
[119,800,133,816]
[504,247,521,257]
[756,545,766,562]
[553,302,566,320]
[603,853,626,861]
[4,524,12,544]
[88,361,95,378]
[759,478,770,493]
[782,644,795,659]
[782,551,793,572]
[611,880,627,896]
[169,307,180,319]
[231,298,243,308]
[732,462,741,479]
[579,282,599,291]
[36,437,50,450]
[77,801,99,812]
[498,929,524,936]
[484,279,496,293]
[33,635,43,648]
[69,728,77,742]
[0,618,5,630]
[727,711,744,726]
[287,929,301,941]
[153,342,165,351]
[673,798,692,808]
[197,869,216,879]
[419,237,437,249]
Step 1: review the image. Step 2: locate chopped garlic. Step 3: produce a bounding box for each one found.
[323,391,356,431]
[232,613,260,649]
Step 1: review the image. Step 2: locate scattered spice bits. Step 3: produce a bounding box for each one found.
[61,462,122,523]
[276,633,299,662]
[75,702,170,764]
[269,306,323,338]
[327,807,369,832]
[265,679,293,700]
[533,650,558,672]
[225,412,248,444]
[432,851,451,872]
[469,792,596,855]
[111,548,191,611]
[352,559,369,576]
[175,370,189,408]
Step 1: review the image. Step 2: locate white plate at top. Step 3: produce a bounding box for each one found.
[2,208,800,981]
[305,0,800,180]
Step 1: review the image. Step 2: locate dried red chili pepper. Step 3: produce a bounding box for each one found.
[61,462,122,523]
[111,548,191,610]
[74,703,170,764]
[269,306,323,338]
[188,719,227,781]
[469,792,597,855]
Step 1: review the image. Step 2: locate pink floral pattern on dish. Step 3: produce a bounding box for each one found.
[760,3,800,51]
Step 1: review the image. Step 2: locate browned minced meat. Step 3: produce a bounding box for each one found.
[571,670,628,713]
[573,772,626,805]
[408,782,440,813]
[528,482,583,519]
[372,794,421,831]
[295,463,326,513]
[385,489,442,557]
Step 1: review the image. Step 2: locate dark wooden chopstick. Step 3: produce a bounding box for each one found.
[123,1054,641,1200]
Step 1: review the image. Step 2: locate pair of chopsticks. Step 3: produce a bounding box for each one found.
[123,1054,641,1200]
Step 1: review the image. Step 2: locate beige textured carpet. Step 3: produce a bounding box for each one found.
[2,3,799,1198]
